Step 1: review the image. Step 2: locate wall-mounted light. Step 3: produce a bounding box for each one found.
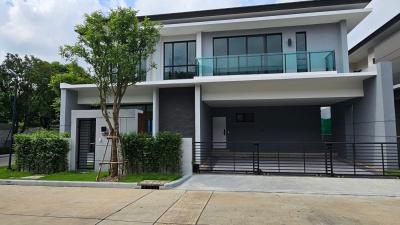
[101,126,108,136]
[288,38,292,47]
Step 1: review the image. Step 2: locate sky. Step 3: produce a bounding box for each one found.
[0,0,399,63]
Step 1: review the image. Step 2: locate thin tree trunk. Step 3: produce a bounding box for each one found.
[110,129,119,177]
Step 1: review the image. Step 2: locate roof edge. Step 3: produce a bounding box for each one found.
[138,0,371,22]
[349,13,400,55]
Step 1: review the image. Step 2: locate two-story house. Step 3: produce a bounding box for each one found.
[60,0,398,175]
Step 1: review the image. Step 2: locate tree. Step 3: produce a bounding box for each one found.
[0,53,57,132]
[61,8,160,177]
[50,61,93,122]
[0,54,87,133]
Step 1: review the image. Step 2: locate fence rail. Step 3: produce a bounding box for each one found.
[193,142,400,177]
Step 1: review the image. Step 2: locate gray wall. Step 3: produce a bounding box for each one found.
[211,106,322,143]
[201,23,347,72]
[331,62,398,166]
[333,62,397,143]
[159,87,195,138]
[69,109,139,171]
[60,89,89,133]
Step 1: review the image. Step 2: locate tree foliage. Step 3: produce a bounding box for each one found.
[0,53,91,133]
[61,8,160,177]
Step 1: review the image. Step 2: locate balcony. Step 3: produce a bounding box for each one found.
[196,51,336,76]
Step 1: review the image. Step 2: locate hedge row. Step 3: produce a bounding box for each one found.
[14,130,69,174]
[121,132,182,174]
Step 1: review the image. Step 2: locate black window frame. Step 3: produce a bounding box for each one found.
[212,33,283,75]
[163,40,196,80]
[236,112,255,123]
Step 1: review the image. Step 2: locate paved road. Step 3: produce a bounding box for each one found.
[0,185,399,225]
[177,174,400,196]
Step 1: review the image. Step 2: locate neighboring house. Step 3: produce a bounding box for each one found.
[60,0,399,175]
[349,13,400,135]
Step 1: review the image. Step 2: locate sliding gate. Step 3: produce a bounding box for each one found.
[193,142,400,177]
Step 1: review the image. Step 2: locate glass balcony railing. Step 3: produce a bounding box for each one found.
[196,50,336,76]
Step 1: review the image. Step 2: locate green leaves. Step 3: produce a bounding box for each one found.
[121,132,182,174]
[61,8,161,88]
[13,130,69,174]
[61,8,161,177]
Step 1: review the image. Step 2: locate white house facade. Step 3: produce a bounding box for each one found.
[60,0,399,176]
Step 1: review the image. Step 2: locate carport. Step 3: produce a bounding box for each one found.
[193,72,399,176]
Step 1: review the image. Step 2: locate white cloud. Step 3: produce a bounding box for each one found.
[0,0,397,63]
[0,0,125,62]
[133,0,242,15]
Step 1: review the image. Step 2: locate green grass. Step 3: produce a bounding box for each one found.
[40,171,108,182]
[120,173,181,183]
[1,167,181,183]
[386,169,400,176]
[0,166,32,179]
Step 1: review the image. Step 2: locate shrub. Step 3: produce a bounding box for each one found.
[121,131,182,174]
[13,130,69,174]
[155,132,182,173]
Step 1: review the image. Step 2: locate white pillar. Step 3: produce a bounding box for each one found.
[152,88,159,136]
[196,32,202,76]
[339,20,350,73]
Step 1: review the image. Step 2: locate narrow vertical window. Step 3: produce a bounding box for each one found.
[296,32,308,72]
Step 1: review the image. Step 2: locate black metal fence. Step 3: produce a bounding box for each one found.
[193,142,400,177]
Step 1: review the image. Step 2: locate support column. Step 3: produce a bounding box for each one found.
[195,85,202,142]
[152,88,159,136]
[339,20,350,73]
[344,62,396,142]
[196,32,202,76]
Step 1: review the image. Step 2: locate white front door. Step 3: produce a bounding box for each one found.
[212,117,226,148]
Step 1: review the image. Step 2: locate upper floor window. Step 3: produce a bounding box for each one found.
[213,34,282,74]
[164,41,196,80]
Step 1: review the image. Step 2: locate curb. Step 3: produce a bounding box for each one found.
[162,175,191,189]
[0,179,139,189]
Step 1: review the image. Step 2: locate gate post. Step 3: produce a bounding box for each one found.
[329,145,334,177]
[381,143,385,176]
[256,143,260,175]
[324,143,328,175]
[352,143,356,175]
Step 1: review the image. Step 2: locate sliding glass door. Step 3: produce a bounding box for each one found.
[213,33,282,75]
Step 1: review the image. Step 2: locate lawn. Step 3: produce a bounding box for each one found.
[386,169,400,176]
[40,171,181,183]
[0,167,181,183]
[40,171,108,181]
[0,167,32,179]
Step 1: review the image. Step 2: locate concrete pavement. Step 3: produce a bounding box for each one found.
[0,185,399,225]
[177,174,400,196]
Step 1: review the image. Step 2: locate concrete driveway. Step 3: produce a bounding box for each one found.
[0,185,399,225]
[177,174,400,196]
